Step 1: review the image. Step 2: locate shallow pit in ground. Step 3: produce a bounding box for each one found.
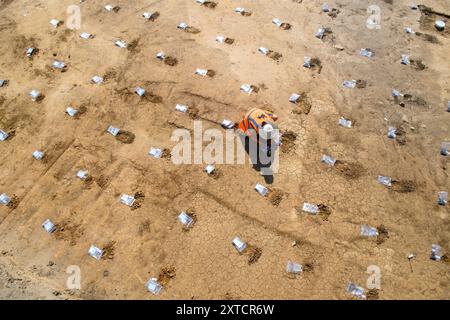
[164,56,178,66]
[334,161,365,179]
[54,221,84,246]
[281,131,297,153]
[267,51,282,62]
[391,180,416,193]
[157,266,176,286]
[185,26,201,34]
[291,93,312,115]
[376,225,389,245]
[245,245,262,265]
[318,204,332,221]
[115,131,135,144]
[102,241,116,260]
[267,189,284,206]
[201,1,217,9]
[131,191,145,210]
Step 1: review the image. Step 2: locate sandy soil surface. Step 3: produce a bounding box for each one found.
[0,0,449,299]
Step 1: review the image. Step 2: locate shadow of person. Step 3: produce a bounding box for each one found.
[239,133,276,185]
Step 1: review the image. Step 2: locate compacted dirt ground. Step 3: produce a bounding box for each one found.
[0,0,449,299]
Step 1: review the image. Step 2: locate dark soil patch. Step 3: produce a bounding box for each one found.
[145,12,159,21]
[224,38,235,44]
[95,175,109,189]
[164,56,178,66]
[82,175,94,189]
[102,241,116,260]
[205,70,215,77]
[334,161,365,179]
[442,254,450,265]
[161,148,172,159]
[410,59,426,71]
[245,245,262,265]
[75,104,87,119]
[32,94,45,103]
[208,168,221,180]
[303,262,314,273]
[181,208,198,231]
[291,93,312,115]
[280,23,291,30]
[415,32,439,44]
[188,106,200,120]
[268,51,283,62]
[328,9,340,18]
[138,219,151,236]
[239,11,252,17]
[281,130,297,153]
[367,289,380,300]
[404,95,428,108]
[391,180,416,193]
[144,93,163,103]
[6,195,19,209]
[185,26,201,34]
[394,126,407,145]
[127,39,140,54]
[268,189,284,206]
[376,225,389,245]
[157,266,176,286]
[115,131,135,144]
[131,191,145,210]
[54,221,84,246]
[309,58,322,73]
[202,1,217,8]
[103,69,117,82]
[318,204,332,221]
[356,80,367,88]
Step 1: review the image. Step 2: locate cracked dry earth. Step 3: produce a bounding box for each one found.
[0,0,449,299]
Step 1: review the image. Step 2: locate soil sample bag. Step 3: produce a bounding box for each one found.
[107,126,120,136]
[175,104,188,113]
[32,150,44,160]
[88,245,103,260]
[146,278,162,294]
[178,212,194,228]
[378,175,392,187]
[346,283,366,299]
[286,261,302,274]
[232,237,247,253]
[66,107,78,117]
[120,194,135,207]
[0,193,11,206]
[255,184,268,197]
[149,147,163,159]
[360,225,379,237]
[0,130,9,141]
[42,219,56,233]
[338,117,352,128]
[302,203,319,214]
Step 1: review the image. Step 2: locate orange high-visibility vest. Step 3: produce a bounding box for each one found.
[239,108,277,135]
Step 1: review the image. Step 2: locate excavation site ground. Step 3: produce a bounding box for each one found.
[0,0,449,299]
